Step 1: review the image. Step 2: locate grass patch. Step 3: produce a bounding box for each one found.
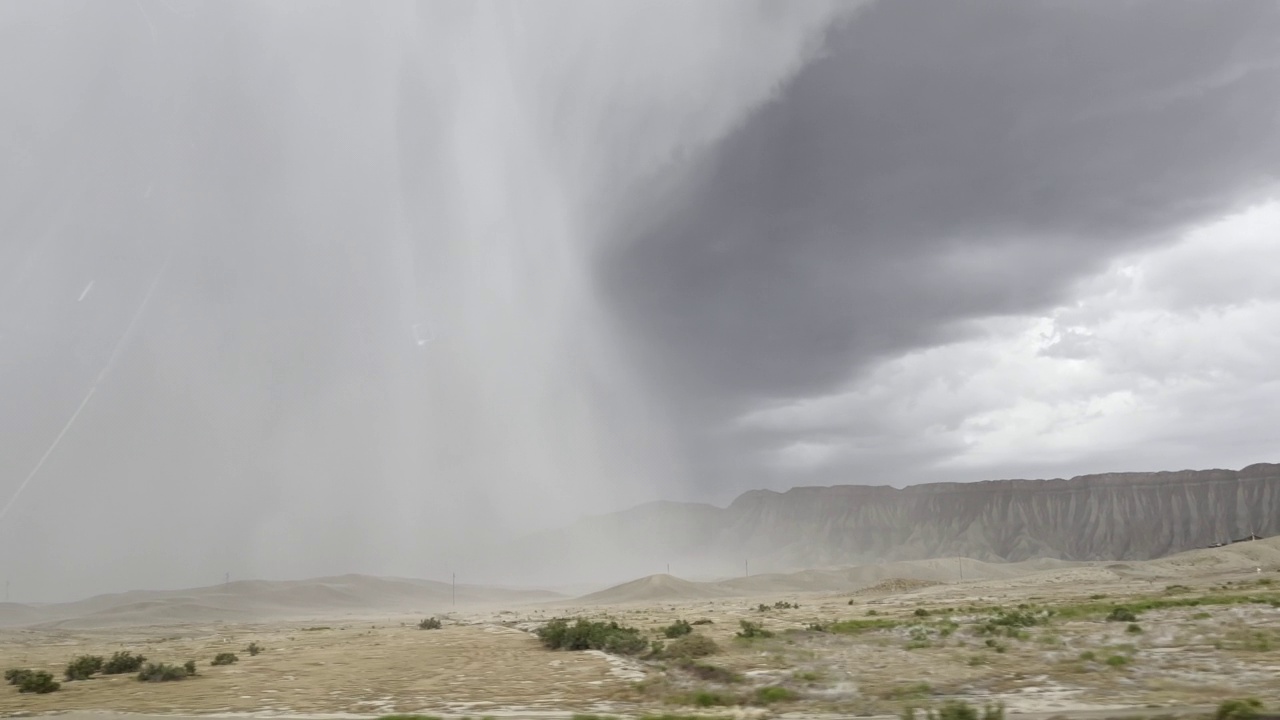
[1052,592,1280,620]
[667,690,736,707]
[829,617,900,634]
[794,669,825,684]
[663,633,720,659]
[903,700,1005,720]
[1215,699,1265,720]
[678,661,742,684]
[754,686,798,704]
[1104,655,1129,668]
[882,681,933,700]
[662,620,693,638]
[1106,607,1138,622]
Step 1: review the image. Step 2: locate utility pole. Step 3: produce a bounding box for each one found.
[958,557,963,582]
[745,559,749,578]
[666,563,670,575]
[451,572,456,608]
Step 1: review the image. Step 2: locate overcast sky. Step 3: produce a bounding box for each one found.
[2,1,1278,601]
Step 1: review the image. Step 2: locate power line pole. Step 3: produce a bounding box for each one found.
[745,559,749,578]
[451,572,456,608]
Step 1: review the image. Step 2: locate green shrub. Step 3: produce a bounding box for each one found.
[735,619,773,639]
[1215,698,1264,720]
[1192,611,1212,620]
[829,617,899,634]
[882,682,932,700]
[1105,655,1129,667]
[18,670,60,694]
[678,661,741,684]
[1126,623,1143,634]
[418,617,442,630]
[754,686,798,704]
[773,601,799,610]
[663,620,693,638]
[691,618,714,625]
[1106,607,1138,622]
[137,662,189,682]
[914,608,931,617]
[943,701,1003,720]
[989,608,1051,628]
[246,642,262,656]
[664,633,720,659]
[211,652,238,666]
[692,691,733,707]
[1079,650,1097,661]
[102,651,147,674]
[537,618,649,655]
[5,668,33,686]
[904,700,1004,720]
[65,654,104,681]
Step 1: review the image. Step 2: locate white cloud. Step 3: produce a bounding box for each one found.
[739,199,1280,478]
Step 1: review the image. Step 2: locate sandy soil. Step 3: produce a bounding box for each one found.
[3,539,1279,719]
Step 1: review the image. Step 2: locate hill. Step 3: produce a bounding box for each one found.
[0,574,563,629]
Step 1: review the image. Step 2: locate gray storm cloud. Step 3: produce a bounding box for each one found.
[0,1,855,600]
[3,1,1279,601]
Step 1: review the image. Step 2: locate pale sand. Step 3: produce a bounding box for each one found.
[3,538,1278,719]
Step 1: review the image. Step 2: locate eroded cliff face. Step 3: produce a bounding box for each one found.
[502,463,1280,583]
[721,463,1280,570]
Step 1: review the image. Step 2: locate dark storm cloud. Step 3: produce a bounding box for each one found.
[601,0,1280,485]
[3,0,1278,600]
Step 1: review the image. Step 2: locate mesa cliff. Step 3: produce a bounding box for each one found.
[500,463,1280,584]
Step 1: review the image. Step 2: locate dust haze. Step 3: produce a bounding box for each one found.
[3,0,1280,603]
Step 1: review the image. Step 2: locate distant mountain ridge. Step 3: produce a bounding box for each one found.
[502,463,1280,584]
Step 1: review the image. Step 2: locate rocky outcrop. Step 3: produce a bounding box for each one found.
[501,463,1280,584]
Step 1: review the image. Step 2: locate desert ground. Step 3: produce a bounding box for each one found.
[3,539,1279,719]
